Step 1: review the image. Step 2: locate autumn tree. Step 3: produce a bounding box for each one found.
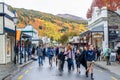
[59,33,69,44]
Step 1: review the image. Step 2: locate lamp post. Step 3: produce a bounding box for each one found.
[13,11,18,64]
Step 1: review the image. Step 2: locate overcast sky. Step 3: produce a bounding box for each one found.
[1,0,93,19]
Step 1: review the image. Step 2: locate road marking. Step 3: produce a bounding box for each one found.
[18,75,23,80]
[98,69,103,72]
[111,76,118,80]
[24,70,29,74]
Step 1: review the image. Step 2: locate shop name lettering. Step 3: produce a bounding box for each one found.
[109,26,118,29]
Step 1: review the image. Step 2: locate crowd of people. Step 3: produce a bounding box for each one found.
[36,44,95,80]
[14,42,120,80]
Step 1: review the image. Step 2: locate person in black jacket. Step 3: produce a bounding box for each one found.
[58,48,66,72]
[75,49,82,74]
[81,46,88,70]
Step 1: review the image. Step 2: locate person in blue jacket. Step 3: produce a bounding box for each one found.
[86,45,95,80]
[47,46,54,67]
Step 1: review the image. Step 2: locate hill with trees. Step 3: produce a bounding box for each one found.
[8,6,87,41]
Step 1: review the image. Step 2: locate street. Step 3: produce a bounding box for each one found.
[12,58,119,80]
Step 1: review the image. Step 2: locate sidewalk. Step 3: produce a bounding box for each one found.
[0,60,33,80]
[95,61,120,76]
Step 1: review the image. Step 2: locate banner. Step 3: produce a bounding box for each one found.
[16,30,21,41]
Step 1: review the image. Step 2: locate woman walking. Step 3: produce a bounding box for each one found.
[58,48,66,72]
[75,49,82,74]
[66,44,74,72]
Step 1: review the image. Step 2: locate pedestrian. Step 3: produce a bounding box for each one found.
[66,44,74,72]
[75,49,82,74]
[58,48,66,72]
[37,45,43,66]
[47,47,54,67]
[104,48,111,65]
[43,46,46,61]
[14,43,19,63]
[28,44,32,61]
[116,46,120,63]
[32,46,35,55]
[55,46,59,66]
[93,47,97,61]
[81,46,87,70]
[86,45,95,80]
[96,48,101,61]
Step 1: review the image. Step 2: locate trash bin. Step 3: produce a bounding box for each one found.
[110,52,116,62]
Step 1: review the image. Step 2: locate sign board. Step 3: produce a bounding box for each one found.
[0,4,3,13]
[108,26,119,41]
[5,17,15,30]
[0,16,3,34]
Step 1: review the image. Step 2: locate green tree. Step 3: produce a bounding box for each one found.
[59,33,69,44]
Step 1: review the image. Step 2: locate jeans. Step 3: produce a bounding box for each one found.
[38,56,43,65]
[106,56,111,65]
[49,57,52,66]
[67,58,74,71]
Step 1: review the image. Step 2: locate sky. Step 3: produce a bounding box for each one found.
[1,0,93,19]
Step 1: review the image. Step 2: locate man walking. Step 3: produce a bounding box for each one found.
[37,45,43,66]
[86,45,95,80]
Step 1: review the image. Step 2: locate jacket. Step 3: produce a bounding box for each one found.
[86,50,95,61]
[37,47,43,56]
[75,53,82,63]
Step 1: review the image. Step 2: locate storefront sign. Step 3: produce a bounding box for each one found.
[0,4,3,13]
[0,17,3,34]
[109,26,118,29]
[5,17,15,30]
[108,26,119,41]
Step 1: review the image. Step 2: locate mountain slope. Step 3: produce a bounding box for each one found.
[8,6,87,40]
[57,14,85,21]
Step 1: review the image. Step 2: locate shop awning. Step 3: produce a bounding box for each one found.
[22,33,32,38]
[4,27,15,33]
[80,30,91,37]
[80,30,104,37]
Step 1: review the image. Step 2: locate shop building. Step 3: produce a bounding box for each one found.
[0,3,16,64]
[80,1,120,51]
[17,25,39,47]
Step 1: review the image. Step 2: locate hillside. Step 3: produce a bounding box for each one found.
[57,14,85,21]
[8,6,87,40]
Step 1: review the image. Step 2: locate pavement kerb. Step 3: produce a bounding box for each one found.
[17,60,33,69]
[94,62,120,78]
[2,60,33,80]
[94,62,110,71]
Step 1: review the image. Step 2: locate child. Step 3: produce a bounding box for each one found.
[75,49,82,74]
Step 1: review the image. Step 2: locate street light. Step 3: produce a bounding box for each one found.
[13,11,18,64]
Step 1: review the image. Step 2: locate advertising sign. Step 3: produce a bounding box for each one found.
[108,26,119,41]
[0,17,3,34]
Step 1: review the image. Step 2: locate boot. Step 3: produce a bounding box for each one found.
[86,71,88,77]
[91,73,94,80]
